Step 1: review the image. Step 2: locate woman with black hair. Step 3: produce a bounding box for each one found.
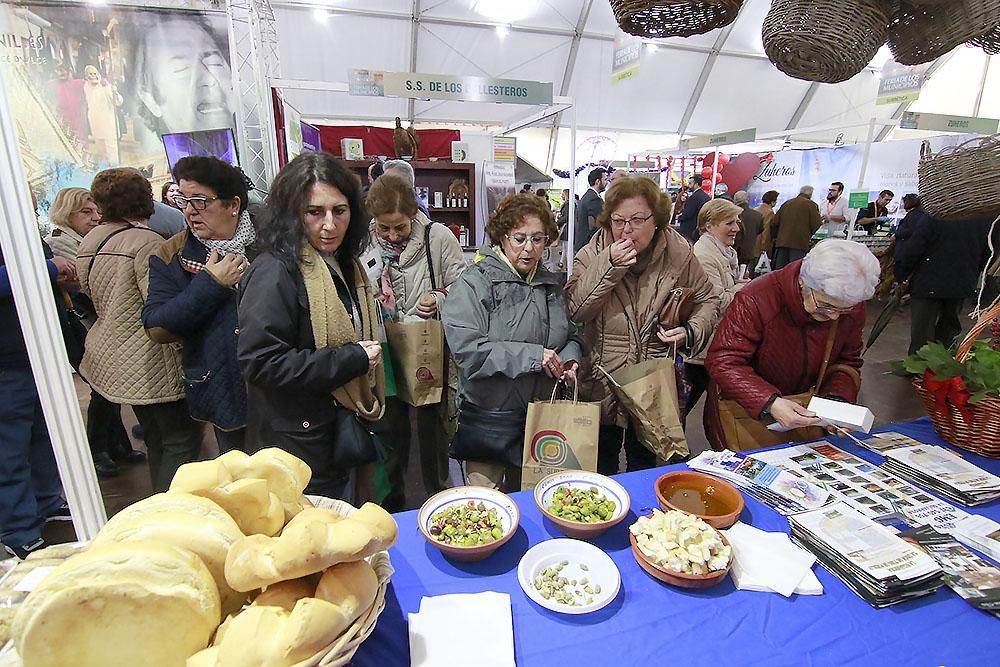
[237,152,385,501]
[142,156,253,453]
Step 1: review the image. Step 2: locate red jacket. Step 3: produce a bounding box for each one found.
[703,260,865,450]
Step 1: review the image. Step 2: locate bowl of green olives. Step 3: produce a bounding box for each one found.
[534,471,630,539]
[418,487,520,562]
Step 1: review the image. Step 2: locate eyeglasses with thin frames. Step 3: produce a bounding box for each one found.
[506,234,549,249]
[805,285,854,316]
[174,195,220,211]
[609,212,654,230]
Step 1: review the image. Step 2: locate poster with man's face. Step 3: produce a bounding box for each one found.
[1,2,235,217]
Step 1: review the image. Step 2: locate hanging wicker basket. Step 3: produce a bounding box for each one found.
[918,135,1000,220]
[969,25,1000,55]
[762,0,892,84]
[912,302,1000,459]
[888,0,1000,65]
[610,0,743,39]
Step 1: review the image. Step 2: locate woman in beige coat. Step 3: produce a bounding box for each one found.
[77,169,202,492]
[684,199,748,424]
[566,176,720,474]
[362,174,466,510]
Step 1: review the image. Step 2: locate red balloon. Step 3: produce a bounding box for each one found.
[701,166,714,179]
[721,152,764,193]
[703,151,730,169]
[701,182,713,194]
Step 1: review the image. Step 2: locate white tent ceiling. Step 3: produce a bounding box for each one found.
[271,0,997,168]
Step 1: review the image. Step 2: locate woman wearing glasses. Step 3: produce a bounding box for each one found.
[442,193,582,492]
[362,174,466,510]
[566,176,719,475]
[704,239,879,451]
[142,156,253,454]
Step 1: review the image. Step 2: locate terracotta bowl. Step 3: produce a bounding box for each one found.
[534,471,631,539]
[654,471,745,529]
[418,487,520,562]
[629,528,733,589]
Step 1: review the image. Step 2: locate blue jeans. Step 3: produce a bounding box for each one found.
[0,367,64,547]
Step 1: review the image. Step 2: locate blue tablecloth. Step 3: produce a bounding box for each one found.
[353,419,1000,667]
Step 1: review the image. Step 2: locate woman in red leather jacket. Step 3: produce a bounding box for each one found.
[704,239,880,451]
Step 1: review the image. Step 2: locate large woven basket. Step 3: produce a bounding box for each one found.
[912,302,1000,459]
[918,135,1000,220]
[610,0,742,38]
[888,0,1000,65]
[762,0,892,83]
[970,25,1000,54]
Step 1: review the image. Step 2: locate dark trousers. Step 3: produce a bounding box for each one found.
[382,397,451,511]
[773,247,807,270]
[0,367,64,547]
[597,424,656,475]
[132,400,203,492]
[214,426,246,454]
[682,363,710,427]
[910,297,965,355]
[86,390,131,459]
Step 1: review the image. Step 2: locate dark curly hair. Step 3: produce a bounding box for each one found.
[257,152,369,270]
[91,168,155,222]
[173,156,249,214]
[598,176,672,231]
[486,193,557,246]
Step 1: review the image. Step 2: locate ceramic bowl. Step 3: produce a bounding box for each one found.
[418,486,520,562]
[629,528,733,589]
[534,471,630,539]
[654,470,744,529]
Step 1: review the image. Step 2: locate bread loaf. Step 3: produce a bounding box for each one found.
[14,542,221,667]
[225,504,397,592]
[103,492,235,534]
[314,560,379,623]
[93,510,248,616]
[219,448,312,521]
[252,577,317,612]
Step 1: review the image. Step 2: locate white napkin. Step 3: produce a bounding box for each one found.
[409,592,516,667]
[723,522,823,597]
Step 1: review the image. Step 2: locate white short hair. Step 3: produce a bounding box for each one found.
[801,239,880,304]
[382,159,415,187]
[800,185,814,197]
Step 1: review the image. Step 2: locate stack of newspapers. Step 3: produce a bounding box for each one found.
[789,502,944,607]
[882,445,1000,507]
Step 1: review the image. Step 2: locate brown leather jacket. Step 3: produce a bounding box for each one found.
[773,194,821,251]
[566,227,720,426]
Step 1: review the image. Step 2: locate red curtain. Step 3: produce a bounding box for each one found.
[315,125,460,159]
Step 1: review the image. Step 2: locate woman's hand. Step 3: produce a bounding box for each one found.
[204,250,247,288]
[415,292,438,319]
[542,348,564,379]
[769,397,821,430]
[51,256,78,284]
[560,361,579,385]
[656,325,687,346]
[359,340,382,370]
[609,239,637,267]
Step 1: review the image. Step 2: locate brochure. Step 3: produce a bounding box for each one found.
[883,445,1000,506]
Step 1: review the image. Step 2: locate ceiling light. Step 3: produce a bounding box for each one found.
[496,25,509,40]
[474,0,534,23]
[645,43,658,54]
[313,8,331,22]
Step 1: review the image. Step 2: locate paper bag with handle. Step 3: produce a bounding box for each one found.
[384,319,445,407]
[596,357,689,462]
[520,382,600,491]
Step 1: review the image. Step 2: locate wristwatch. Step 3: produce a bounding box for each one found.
[760,394,779,420]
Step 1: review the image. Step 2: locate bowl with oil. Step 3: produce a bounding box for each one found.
[654,471,744,529]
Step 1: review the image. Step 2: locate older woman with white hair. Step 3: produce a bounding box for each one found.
[704,239,880,451]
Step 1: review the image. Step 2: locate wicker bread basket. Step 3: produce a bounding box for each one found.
[888,0,1000,65]
[610,0,742,38]
[762,0,892,83]
[918,135,1000,221]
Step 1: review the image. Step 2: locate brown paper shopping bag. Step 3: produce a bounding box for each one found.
[597,357,689,461]
[384,320,445,407]
[520,383,600,491]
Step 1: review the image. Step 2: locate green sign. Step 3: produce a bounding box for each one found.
[381,72,553,105]
[680,128,757,151]
[611,29,642,84]
[877,62,928,106]
[848,191,870,209]
[900,111,999,134]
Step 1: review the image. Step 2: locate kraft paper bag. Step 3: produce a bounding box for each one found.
[597,358,689,461]
[520,384,600,491]
[385,320,445,407]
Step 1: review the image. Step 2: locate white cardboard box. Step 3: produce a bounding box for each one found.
[341,138,364,161]
[807,396,875,433]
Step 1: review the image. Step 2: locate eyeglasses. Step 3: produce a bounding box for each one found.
[805,285,855,316]
[174,195,220,211]
[609,212,654,230]
[506,234,549,249]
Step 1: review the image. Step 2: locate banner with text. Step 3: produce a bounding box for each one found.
[611,29,642,84]
[382,72,552,105]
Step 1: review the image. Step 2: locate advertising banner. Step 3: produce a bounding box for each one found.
[611,29,641,84]
[1,3,235,218]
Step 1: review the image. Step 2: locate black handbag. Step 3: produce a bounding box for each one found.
[58,297,87,371]
[449,402,526,468]
[332,409,389,470]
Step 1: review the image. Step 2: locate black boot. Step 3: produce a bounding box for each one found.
[93,451,122,478]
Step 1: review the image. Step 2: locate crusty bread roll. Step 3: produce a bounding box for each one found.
[93,510,248,616]
[104,492,235,534]
[225,504,397,592]
[214,600,346,667]
[219,449,312,521]
[14,542,220,667]
[24,543,85,561]
[252,577,317,612]
[314,560,379,623]
[186,646,219,667]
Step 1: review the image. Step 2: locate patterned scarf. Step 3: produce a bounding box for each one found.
[376,236,408,322]
[199,210,256,257]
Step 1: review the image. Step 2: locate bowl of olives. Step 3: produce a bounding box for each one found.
[418,486,520,562]
[534,471,630,539]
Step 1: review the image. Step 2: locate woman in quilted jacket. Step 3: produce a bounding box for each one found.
[566,176,719,475]
[77,169,203,492]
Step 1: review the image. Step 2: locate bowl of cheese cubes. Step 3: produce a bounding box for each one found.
[628,509,733,589]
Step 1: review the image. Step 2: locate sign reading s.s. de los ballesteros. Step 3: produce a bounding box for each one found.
[372,72,552,106]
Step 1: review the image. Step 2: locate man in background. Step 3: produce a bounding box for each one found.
[856,189,894,235]
[734,190,763,270]
[772,185,821,269]
[574,167,606,254]
[383,159,429,216]
[677,175,710,242]
[821,181,849,233]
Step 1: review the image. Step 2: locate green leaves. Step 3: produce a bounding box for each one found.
[894,341,1000,400]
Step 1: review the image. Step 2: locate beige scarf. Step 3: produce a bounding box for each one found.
[299,242,385,421]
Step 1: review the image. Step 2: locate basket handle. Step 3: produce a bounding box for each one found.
[955,300,1000,362]
[919,140,933,160]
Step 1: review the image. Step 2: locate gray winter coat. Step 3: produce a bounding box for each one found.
[442,245,583,412]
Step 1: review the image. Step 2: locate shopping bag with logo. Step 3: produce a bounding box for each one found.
[520,383,600,491]
[596,358,688,461]
[384,319,444,407]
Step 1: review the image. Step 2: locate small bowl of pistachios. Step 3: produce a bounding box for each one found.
[534,471,630,539]
[418,486,520,562]
[517,538,621,614]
